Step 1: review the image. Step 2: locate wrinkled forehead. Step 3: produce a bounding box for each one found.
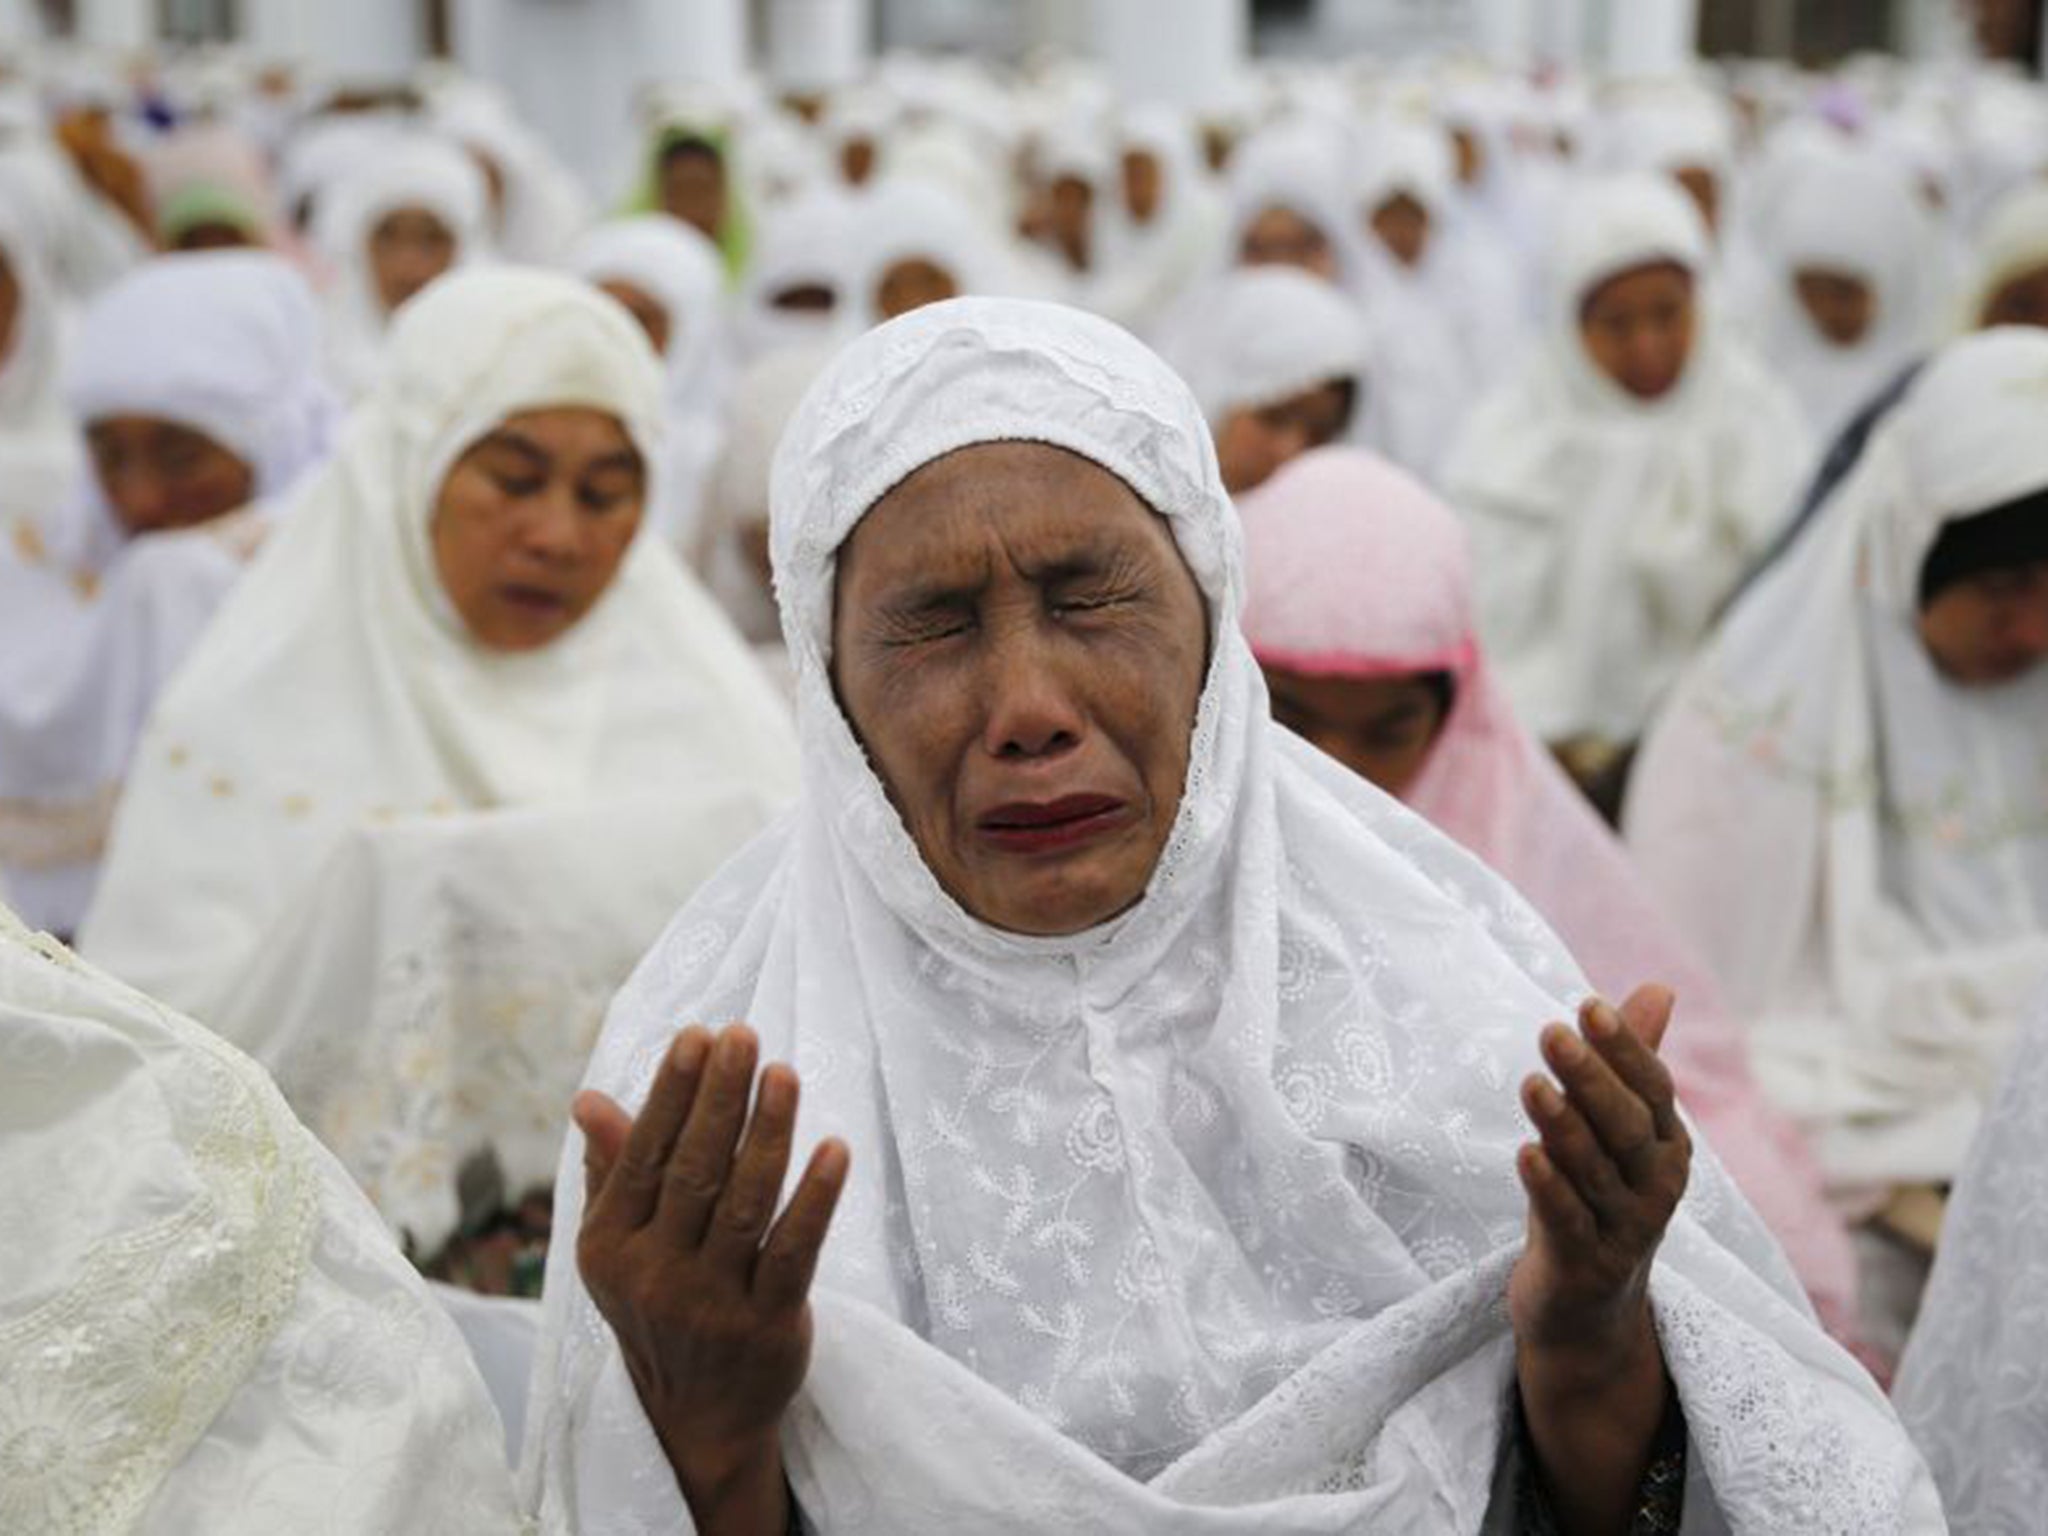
[767,300,1238,665]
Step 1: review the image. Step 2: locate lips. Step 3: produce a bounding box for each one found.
[976,794,1131,855]
[499,583,570,614]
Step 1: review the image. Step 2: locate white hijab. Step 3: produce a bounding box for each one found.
[0,186,77,508]
[1346,117,1515,480]
[78,269,798,1027]
[1626,328,2048,1192]
[1445,174,1813,744]
[315,133,490,399]
[1893,985,2048,1528]
[524,296,1934,1534]
[0,904,520,1533]
[1091,105,1228,339]
[1165,264,1369,434]
[844,174,1009,328]
[572,213,734,550]
[1750,142,1940,443]
[1955,179,2048,331]
[736,186,858,363]
[0,252,335,938]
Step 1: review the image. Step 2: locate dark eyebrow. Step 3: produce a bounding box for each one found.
[876,575,984,619]
[583,448,645,478]
[473,430,549,468]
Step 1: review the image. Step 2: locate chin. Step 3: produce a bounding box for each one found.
[970,866,1150,938]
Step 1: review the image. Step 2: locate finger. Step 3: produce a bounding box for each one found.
[1517,1142,1597,1251]
[1544,1017,1660,1186]
[1523,1072,1633,1227]
[588,1027,712,1232]
[572,1090,633,1211]
[1618,984,1675,1055]
[700,1062,801,1272]
[653,1023,761,1250]
[755,1139,850,1311]
[1588,995,1683,1143]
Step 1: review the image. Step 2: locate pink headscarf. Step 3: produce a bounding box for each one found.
[1238,447,1866,1353]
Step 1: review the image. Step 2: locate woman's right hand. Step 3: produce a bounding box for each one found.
[575,1023,849,1536]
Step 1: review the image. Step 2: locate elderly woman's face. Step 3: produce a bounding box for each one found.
[833,441,1209,936]
[431,407,646,652]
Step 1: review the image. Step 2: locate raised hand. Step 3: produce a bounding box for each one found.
[574,1023,849,1536]
[1509,986,1691,1536]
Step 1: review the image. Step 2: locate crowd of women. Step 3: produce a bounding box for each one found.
[4,32,2048,1533]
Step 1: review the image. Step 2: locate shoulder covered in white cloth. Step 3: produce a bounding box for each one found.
[523,296,1938,1534]
[0,904,521,1532]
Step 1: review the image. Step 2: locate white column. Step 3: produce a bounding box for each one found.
[1093,0,1248,112]
[639,0,749,85]
[765,0,871,93]
[1473,0,1535,69]
[73,0,150,51]
[1532,0,1592,69]
[1604,0,1699,74]
[243,0,422,77]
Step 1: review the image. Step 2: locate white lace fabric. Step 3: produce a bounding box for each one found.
[1894,987,2048,1528]
[523,297,1941,1533]
[0,903,523,1533]
[1626,328,2048,1190]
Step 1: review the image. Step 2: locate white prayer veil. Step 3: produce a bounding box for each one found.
[0,905,519,1533]
[524,296,1934,1534]
[1445,174,1811,743]
[0,251,335,936]
[1893,985,2048,1528]
[1626,327,2048,1190]
[1956,179,2048,331]
[1166,264,1369,433]
[1751,142,1939,443]
[571,213,734,548]
[78,268,798,1027]
[314,133,490,399]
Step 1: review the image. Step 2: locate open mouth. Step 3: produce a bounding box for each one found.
[976,794,1132,855]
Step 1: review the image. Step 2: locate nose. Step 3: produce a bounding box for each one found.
[107,467,172,532]
[516,483,583,564]
[981,627,1085,765]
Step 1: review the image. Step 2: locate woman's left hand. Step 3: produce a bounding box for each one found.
[1510,984,1689,1355]
[1508,985,1691,1535]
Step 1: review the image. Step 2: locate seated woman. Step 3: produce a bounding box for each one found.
[526,297,1935,1534]
[0,903,520,1531]
[1349,119,1520,479]
[78,271,799,1280]
[1168,265,1367,496]
[1626,326,2048,1354]
[1747,143,1937,445]
[640,119,747,283]
[1089,106,1225,341]
[1237,444,1862,1351]
[1445,174,1811,813]
[572,213,733,550]
[847,175,1003,327]
[315,132,488,397]
[734,187,856,364]
[1194,119,1465,484]
[1960,179,2048,331]
[0,250,334,936]
[1892,985,2048,1528]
